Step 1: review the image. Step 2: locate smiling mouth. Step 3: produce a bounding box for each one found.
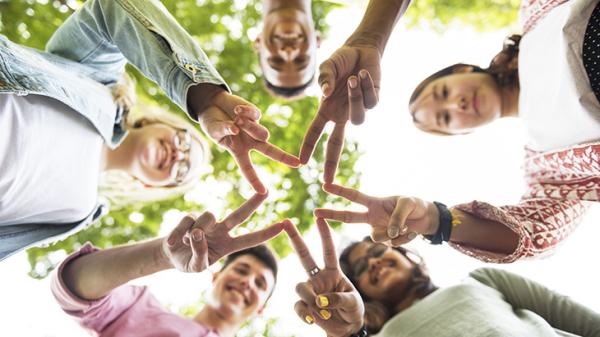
[226,286,250,306]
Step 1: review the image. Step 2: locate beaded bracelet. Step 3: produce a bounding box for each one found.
[348,325,368,337]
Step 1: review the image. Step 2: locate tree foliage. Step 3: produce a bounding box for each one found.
[0,0,358,279]
[0,0,521,279]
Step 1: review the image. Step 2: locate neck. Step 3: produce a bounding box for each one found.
[499,82,519,118]
[263,0,310,16]
[194,306,241,337]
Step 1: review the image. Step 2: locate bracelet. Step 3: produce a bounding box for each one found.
[348,326,368,337]
[424,202,453,245]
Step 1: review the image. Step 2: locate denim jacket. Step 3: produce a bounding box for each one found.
[0,0,229,261]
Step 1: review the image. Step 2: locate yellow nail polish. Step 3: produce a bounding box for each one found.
[305,314,314,324]
[318,295,329,307]
[320,309,331,320]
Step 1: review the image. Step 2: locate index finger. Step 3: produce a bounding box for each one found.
[254,141,301,167]
[299,113,328,164]
[284,221,319,274]
[232,151,267,194]
[316,218,338,270]
[222,193,268,229]
[322,183,372,206]
[323,122,345,184]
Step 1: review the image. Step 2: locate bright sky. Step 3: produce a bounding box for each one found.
[1,3,599,337]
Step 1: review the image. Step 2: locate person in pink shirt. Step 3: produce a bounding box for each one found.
[51,193,289,337]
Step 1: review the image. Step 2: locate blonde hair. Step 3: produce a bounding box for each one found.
[99,74,211,208]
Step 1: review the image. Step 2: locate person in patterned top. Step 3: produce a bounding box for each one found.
[314,0,600,263]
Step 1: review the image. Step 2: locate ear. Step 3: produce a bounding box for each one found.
[452,64,475,74]
[212,271,220,283]
[315,31,322,48]
[257,304,266,315]
[253,36,261,52]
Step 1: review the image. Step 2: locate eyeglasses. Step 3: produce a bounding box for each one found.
[171,128,192,184]
[351,244,388,279]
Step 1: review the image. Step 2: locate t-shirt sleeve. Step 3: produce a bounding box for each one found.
[51,243,147,334]
[469,268,600,336]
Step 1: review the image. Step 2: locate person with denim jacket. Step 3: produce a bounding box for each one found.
[0,0,299,261]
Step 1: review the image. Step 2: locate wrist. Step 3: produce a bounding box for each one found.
[423,201,440,236]
[187,83,226,119]
[345,30,385,53]
[154,238,175,271]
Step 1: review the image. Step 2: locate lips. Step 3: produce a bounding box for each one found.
[226,285,250,306]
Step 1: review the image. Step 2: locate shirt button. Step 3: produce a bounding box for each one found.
[184,64,197,75]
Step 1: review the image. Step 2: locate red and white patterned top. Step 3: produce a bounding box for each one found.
[451,143,600,263]
[520,0,569,33]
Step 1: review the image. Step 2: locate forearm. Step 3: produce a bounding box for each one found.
[447,209,519,255]
[62,238,171,300]
[346,0,411,53]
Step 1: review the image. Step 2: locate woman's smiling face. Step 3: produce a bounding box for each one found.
[128,123,204,186]
[347,241,415,302]
[410,69,502,134]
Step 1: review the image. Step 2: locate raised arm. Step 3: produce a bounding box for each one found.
[62,193,286,300]
[300,0,411,183]
[470,268,600,335]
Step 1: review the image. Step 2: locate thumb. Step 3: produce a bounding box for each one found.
[189,229,209,272]
[318,58,338,97]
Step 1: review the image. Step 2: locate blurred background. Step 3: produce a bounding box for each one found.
[2,0,598,336]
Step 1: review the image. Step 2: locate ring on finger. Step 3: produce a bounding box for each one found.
[308,266,321,277]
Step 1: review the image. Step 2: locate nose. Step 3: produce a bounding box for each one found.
[445,95,467,113]
[278,45,299,61]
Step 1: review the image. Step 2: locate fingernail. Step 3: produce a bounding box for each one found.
[348,77,357,88]
[235,106,242,113]
[322,83,330,95]
[408,232,417,240]
[320,309,331,320]
[388,227,399,238]
[305,314,314,324]
[237,118,244,126]
[318,295,329,307]
[193,231,203,241]
[359,70,368,78]
[399,226,408,235]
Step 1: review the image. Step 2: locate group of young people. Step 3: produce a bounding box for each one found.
[1,0,600,336]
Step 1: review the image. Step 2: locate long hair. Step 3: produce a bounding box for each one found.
[98,74,210,208]
[339,238,437,335]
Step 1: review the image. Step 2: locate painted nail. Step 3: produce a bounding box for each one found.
[318,295,329,307]
[388,227,399,238]
[320,309,331,320]
[305,314,314,324]
[359,70,368,78]
[408,232,417,240]
[348,77,358,88]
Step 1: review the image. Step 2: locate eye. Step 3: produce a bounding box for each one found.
[353,258,368,279]
[443,111,451,126]
[235,267,248,275]
[442,85,449,99]
[256,278,266,290]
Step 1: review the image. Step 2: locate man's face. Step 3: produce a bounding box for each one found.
[255,8,319,89]
[210,255,275,320]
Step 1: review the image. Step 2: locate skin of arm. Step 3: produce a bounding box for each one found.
[443,209,519,256]
[345,0,412,53]
[470,268,600,336]
[62,238,171,300]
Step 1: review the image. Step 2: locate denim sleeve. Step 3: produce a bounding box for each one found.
[46,0,229,114]
[470,268,600,336]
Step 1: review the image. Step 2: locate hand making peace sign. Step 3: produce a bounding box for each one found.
[315,184,439,246]
[284,218,365,337]
[162,192,288,273]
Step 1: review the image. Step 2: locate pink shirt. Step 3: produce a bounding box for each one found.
[51,243,221,337]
